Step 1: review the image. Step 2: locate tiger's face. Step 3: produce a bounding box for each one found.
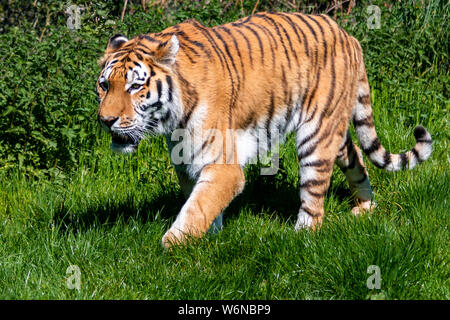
[97,34,181,153]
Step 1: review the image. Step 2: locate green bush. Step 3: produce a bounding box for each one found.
[0,25,100,174]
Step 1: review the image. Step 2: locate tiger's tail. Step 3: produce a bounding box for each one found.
[352,53,432,171]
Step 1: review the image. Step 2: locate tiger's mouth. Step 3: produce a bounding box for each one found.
[110,131,140,153]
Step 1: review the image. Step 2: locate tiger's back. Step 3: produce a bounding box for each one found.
[96,12,432,248]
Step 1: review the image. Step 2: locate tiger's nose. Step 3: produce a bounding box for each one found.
[99,115,119,129]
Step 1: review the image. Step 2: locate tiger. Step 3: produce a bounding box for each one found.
[96,12,432,248]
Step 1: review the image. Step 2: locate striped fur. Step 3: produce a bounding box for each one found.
[96,12,432,248]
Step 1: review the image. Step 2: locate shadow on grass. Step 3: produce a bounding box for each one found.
[227,165,352,223]
[53,187,185,233]
[54,164,353,233]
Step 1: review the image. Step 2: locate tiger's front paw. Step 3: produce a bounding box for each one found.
[161,227,187,249]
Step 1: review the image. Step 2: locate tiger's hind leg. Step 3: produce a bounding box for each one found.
[294,130,340,230]
[335,131,375,215]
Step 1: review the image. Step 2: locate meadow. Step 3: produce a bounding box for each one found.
[0,0,448,299]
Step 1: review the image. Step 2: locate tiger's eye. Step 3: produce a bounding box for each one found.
[131,83,141,90]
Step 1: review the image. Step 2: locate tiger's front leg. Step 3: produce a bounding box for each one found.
[162,164,245,248]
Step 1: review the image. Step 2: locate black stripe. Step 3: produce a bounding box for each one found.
[161,110,172,123]
[363,138,381,155]
[316,14,337,57]
[400,152,408,168]
[411,147,422,162]
[382,151,392,168]
[293,14,320,75]
[323,39,336,116]
[300,178,328,188]
[134,47,152,56]
[246,21,278,68]
[179,43,197,64]
[108,59,118,66]
[247,21,278,50]
[189,20,226,70]
[292,13,318,42]
[416,139,432,144]
[176,69,199,128]
[174,28,212,58]
[270,13,299,66]
[303,103,318,124]
[135,41,154,52]
[353,115,374,127]
[166,75,173,102]
[179,42,199,56]
[282,98,294,134]
[220,26,246,82]
[358,94,370,105]
[233,27,254,68]
[266,93,276,128]
[239,24,264,64]
[306,189,327,198]
[338,27,350,54]
[301,206,317,217]
[211,27,241,128]
[141,101,162,112]
[337,27,348,67]
[278,12,310,57]
[298,143,318,160]
[140,35,160,43]
[239,110,257,129]
[302,159,331,168]
[297,126,320,149]
[266,92,276,150]
[156,80,162,100]
[370,150,391,169]
[255,13,292,69]
[134,108,144,117]
[281,65,288,103]
[343,32,354,66]
[301,66,321,118]
[188,22,237,128]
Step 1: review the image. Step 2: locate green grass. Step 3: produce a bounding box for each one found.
[0,76,448,299]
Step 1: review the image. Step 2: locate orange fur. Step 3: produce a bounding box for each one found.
[96,12,432,248]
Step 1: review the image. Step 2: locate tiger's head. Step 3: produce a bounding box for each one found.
[97,33,182,153]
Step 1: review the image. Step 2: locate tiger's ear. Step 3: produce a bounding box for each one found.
[106,34,128,53]
[154,35,179,65]
[98,34,128,67]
